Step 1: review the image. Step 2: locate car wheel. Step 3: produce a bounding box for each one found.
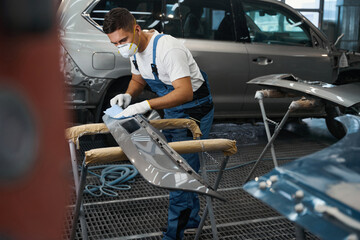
[325,105,346,139]
[327,73,360,139]
[335,70,360,85]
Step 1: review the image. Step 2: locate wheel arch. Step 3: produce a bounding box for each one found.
[336,68,360,84]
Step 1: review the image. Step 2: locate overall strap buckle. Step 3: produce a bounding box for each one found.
[151,63,158,75]
[132,59,139,71]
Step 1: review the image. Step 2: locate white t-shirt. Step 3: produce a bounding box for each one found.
[130,30,204,91]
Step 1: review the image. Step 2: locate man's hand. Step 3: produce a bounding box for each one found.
[110,93,132,108]
[118,100,151,118]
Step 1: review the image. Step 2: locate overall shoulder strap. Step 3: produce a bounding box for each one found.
[151,34,166,78]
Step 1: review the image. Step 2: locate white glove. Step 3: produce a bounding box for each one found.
[117,100,151,118]
[110,93,132,108]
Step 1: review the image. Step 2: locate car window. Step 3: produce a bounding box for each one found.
[242,1,312,47]
[90,0,162,32]
[163,0,182,38]
[165,0,235,41]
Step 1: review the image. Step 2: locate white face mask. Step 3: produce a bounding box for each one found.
[117,42,139,58]
[117,24,140,58]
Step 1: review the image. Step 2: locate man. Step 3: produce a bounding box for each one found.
[103,8,213,240]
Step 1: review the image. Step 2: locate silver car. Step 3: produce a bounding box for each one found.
[59,0,360,124]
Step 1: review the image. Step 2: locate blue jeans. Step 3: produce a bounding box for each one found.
[162,107,214,240]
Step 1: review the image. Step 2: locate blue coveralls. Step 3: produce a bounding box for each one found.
[133,34,214,240]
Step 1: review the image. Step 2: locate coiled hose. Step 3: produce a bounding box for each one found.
[84,164,138,197]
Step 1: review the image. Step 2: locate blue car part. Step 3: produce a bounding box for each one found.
[244,115,360,240]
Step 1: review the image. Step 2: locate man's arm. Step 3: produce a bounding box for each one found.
[125,74,147,98]
[148,76,193,109]
[116,75,193,117]
[110,74,147,108]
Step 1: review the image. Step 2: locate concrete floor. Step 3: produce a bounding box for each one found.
[63,118,336,239]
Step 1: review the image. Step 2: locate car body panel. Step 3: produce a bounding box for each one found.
[244,114,360,240]
[62,32,131,79]
[246,45,332,83]
[248,74,360,108]
[103,114,225,200]
[59,0,131,79]
[183,39,249,116]
[243,45,333,114]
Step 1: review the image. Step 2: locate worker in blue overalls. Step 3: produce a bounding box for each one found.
[103,8,214,240]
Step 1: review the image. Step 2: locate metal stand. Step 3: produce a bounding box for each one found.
[69,141,89,240]
[257,91,278,168]
[242,90,321,240]
[243,90,319,184]
[195,150,230,240]
[68,136,230,240]
[295,224,306,240]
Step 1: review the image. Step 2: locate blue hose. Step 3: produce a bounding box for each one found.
[84,164,138,197]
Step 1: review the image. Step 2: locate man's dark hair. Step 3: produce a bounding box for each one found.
[103,8,135,34]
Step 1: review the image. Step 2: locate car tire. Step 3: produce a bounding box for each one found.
[325,105,346,139]
[335,70,360,85]
[327,72,360,139]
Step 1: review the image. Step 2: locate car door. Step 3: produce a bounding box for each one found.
[238,0,333,117]
[164,0,250,118]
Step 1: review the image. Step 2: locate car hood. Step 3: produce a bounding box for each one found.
[248,74,360,108]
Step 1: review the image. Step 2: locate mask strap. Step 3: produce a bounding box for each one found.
[129,20,140,53]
